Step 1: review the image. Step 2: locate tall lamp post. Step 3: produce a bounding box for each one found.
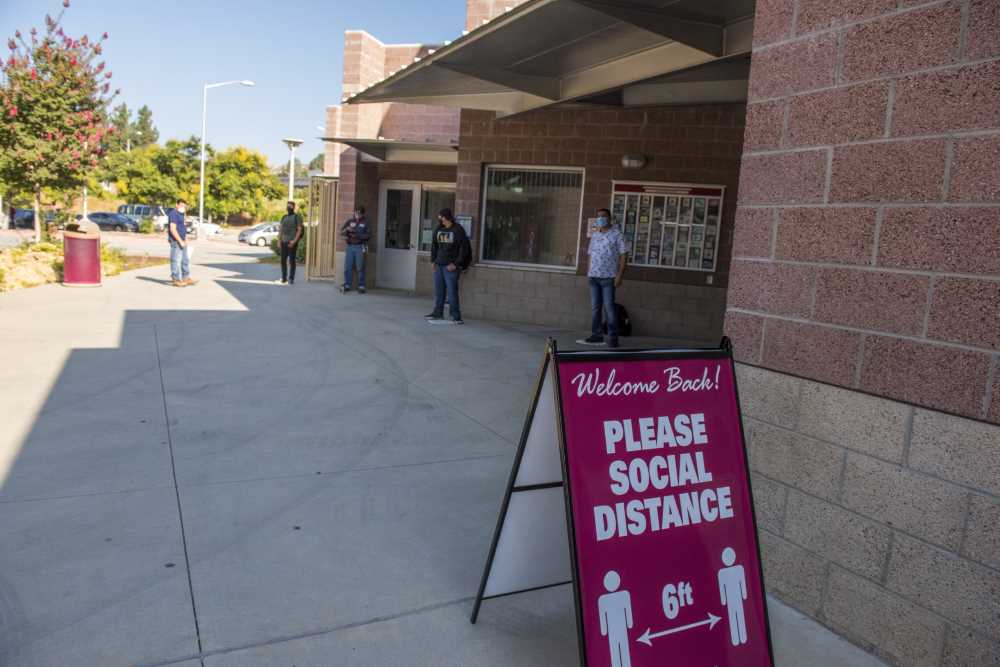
[199,80,255,227]
[282,138,304,202]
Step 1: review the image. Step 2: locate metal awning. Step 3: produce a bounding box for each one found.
[320,138,459,165]
[345,0,755,116]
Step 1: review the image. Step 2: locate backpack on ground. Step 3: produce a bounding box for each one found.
[602,302,632,337]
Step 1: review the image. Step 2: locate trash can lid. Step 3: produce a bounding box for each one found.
[64,219,101,239]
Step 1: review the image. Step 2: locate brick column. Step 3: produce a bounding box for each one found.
[729,1,1000,664]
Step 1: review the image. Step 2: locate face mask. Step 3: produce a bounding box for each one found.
[597,216,610,228]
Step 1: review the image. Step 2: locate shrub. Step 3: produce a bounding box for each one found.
[138,219,155,234]
[101,243,127,276]
[269,230,308,262]
[29,242,60,254]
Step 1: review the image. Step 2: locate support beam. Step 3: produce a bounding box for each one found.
[345,142,386,161]
[433,62,561,100]
[571,0,724,56]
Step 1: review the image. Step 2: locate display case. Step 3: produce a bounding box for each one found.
[611,182,725,272]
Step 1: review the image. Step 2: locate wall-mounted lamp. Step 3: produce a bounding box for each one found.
[621,153,647,169]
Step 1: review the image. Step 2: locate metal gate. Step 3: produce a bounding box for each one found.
[306,176,339,281]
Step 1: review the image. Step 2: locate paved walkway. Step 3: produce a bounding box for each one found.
[0,242,886,666]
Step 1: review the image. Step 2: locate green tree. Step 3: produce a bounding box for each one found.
[206,146,282,222]
[107,145,176,203]
[275,157,308,179]
[107,136,204,205]
[308,152,324,172]
[0,3,118,240]
[107,102,131,152]
[132,104,157,148]
[104,102,158,154]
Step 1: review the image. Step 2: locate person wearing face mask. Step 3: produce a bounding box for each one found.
[341,206,371,294]
[278,201,304,285]
[584,207,627,347]
[167,198,197,287]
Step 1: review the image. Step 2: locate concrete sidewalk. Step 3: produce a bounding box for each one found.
[0,245,886,666]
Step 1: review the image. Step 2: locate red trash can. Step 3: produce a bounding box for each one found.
[63,220,102,287]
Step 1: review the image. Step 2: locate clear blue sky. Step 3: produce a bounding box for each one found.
[1,0,466,166]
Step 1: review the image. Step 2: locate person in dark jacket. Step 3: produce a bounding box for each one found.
[341,206,371,293]
[278,201,303,284]
[426,208,470,324]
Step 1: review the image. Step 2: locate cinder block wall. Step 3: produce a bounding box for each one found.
[415,262,726,341]
[728,1,1000,664]
[445,104,745,340]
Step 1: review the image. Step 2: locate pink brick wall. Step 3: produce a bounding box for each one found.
[327,35,459,171]
[456,105,746,289]
[729,0,1000,424]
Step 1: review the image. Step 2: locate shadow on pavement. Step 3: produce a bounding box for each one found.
[0,260,577,667]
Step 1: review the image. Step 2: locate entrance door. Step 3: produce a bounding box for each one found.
[418,187,456,254]
[378,183,420,290]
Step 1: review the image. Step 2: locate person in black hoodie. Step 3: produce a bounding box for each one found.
[427,208,470,324]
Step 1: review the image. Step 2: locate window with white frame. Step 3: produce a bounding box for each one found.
[612,182,725,271]
[481,166,584,269]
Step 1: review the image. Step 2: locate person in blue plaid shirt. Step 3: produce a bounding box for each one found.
[584,207,627,348]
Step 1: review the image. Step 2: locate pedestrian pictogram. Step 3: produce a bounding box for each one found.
[471,339,774,666]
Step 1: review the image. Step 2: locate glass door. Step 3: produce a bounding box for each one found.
[377,182,420,290]
[419,187,456,253]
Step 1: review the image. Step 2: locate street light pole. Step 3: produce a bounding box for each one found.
[198,80,255,227]
[282,138,304,203]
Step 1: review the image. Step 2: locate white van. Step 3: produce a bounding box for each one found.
[118,204,170,230]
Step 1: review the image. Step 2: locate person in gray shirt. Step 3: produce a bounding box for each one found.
[279,201,303,284]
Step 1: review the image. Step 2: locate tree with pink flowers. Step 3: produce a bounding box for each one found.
[0,1,118,240]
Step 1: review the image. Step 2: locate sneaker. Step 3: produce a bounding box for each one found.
[584,334,604,344]
[289,278,294,285]
[607,338,620,348]
[358,286,365,294]
[280,279,287,284]
[171,280,186,287]
[426,312,443,319]
[340,286,350,293]
[453,319,464,325]
[183,278,199,286]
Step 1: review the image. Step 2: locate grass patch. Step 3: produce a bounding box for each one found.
[258,255,280,264]
[0,242,167,291]
[123,255,169,271]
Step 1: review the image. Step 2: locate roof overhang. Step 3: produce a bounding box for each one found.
[320,138,459,165]
[344,0,755,117]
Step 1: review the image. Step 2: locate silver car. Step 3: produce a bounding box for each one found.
[238,222,280,247]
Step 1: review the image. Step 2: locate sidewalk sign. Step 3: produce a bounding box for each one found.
[472,339,775,667]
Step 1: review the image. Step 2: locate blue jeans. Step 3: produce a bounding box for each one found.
[169,240,189,281]
[589,277,617,339]
[433,263,461,320]
[343,244,365,289]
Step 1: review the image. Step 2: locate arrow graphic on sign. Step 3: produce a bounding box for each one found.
[637,612,722,646]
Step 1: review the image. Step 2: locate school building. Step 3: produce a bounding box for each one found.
[320,1,1000,664]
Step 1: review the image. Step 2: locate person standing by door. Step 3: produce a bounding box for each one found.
[279,201,303,284]
[167,198,197,287]
[341,206,370,294]
[584,207,626,347]
[426,208,470,324]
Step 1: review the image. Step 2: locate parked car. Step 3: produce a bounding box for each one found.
[9,209,73,230]
[118,204,170,230]
[10,208,35,229]
[197,221,224,238]
[86,212,140,232]
[239,222,280,247]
